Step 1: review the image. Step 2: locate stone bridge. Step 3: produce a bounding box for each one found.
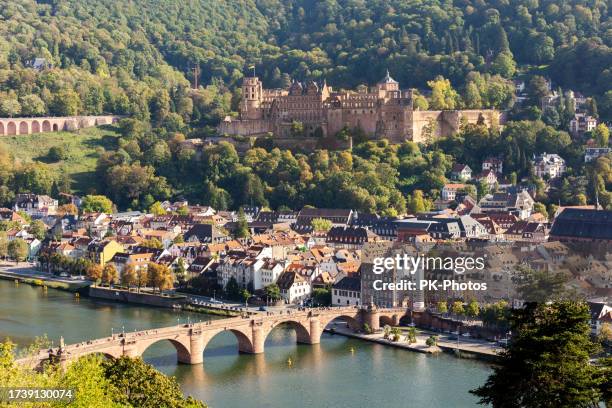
[18,306,407,368]
[0,115,120,136]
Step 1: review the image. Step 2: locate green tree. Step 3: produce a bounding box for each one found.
[490,51,516,78]
[437,301,448,314]
[0,97,21,117]
[312,287,331,306]
[451,301,465,316]
[466,299,480,318]
[19,94,46,116]
[102,357,205,407]
[81,195,114,213]
[29,220,47,240]
[471,301,603,407]
[593,123,610,147]
[50,88,81,116]
[311,217,332,232]
[47,146,68,162]
[142,238,164,249]
[149,201,167,215]
[235,208,250,238]
[265,284,281,302]
[225,277,240,300]
[427,76,459,110]
[407,190,427,214]
[8,238,28,263]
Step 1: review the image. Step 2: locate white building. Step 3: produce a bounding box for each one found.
[259,258,286,288]
[13,194,58,218]
[570,114,597,136]
[441,183,467,201]
[533,153,566,179]
[277,271,311,304]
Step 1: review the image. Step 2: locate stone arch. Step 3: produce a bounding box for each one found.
[203,328,255,355]
[265,320,312,345]
[379,315,397,327]
[18,121,29,135]
[138,337,192,363]
[7,122,16,135]
[0,122,4,135]
[87,350,120,360]
[52,123,59,131]
[31,121,40,133]
[42,120,51,132]
[320,314,361,333]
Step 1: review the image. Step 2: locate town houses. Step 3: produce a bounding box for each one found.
[2,188,609,310]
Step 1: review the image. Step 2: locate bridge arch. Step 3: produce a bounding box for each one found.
[52,123,59,131]
[137,337,192,363]
[379,314,400,327]
[0,122,4,135]
[18,121,29,135]
[31,121,40,133]
[42,120,51,132]
[320,314,362,334]
[202,327,255,355]
[264,320,312,345]
[7,122,16,135]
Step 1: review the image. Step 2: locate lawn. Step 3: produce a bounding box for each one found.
[0,125,120,193]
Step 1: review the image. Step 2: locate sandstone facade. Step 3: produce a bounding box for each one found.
[218,72,500,143]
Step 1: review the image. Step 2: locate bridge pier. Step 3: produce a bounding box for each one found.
[307,319,322,344]
[362,308,380,331]
[179,334,204,364]
[245,326,265,354]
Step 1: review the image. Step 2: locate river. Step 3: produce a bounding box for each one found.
[0,280,491,408]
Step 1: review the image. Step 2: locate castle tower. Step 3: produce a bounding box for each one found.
[241,76,263,120]
[377,70,399,98]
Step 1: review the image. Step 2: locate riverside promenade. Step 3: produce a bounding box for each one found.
[327,324,502,360]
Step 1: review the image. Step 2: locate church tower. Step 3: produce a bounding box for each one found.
[241,76,263,120]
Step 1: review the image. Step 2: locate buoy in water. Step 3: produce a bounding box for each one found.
[75,293,80,298]
[287,357,293,366]
[350,347,355,353]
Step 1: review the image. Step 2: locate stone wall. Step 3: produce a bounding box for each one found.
[88,286,187,308]
[0,115,120,136]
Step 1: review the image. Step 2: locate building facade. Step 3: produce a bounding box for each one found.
[219,73,500,144]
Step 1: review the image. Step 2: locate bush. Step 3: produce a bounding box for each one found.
[48,146,68,162]
[426,335,439,347]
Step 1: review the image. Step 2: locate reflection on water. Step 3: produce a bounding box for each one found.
[1,280,490,408]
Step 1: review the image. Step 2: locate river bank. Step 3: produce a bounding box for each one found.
[0,269,89,292]
[326,324,502,362]
[0,279,490,407]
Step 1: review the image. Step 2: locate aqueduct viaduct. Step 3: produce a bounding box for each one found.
[0,115,120,136]
[19,306,407,368]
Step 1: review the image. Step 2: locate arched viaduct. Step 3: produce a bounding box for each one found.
[0,116,120,136]
[18,306,407,368]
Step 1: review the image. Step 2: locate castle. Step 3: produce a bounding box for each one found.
[218,71,500,144]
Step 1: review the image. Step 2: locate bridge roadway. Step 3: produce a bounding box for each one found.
[17,306,408,368]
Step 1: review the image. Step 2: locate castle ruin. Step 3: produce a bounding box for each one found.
[218,72,500,144]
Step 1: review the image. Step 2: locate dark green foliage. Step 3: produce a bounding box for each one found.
[471,301,604,408]
[103,357,205,407]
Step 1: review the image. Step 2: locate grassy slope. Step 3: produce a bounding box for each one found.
[0,126,119,194]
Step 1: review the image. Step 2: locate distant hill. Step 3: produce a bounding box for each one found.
[1,0,610,91]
